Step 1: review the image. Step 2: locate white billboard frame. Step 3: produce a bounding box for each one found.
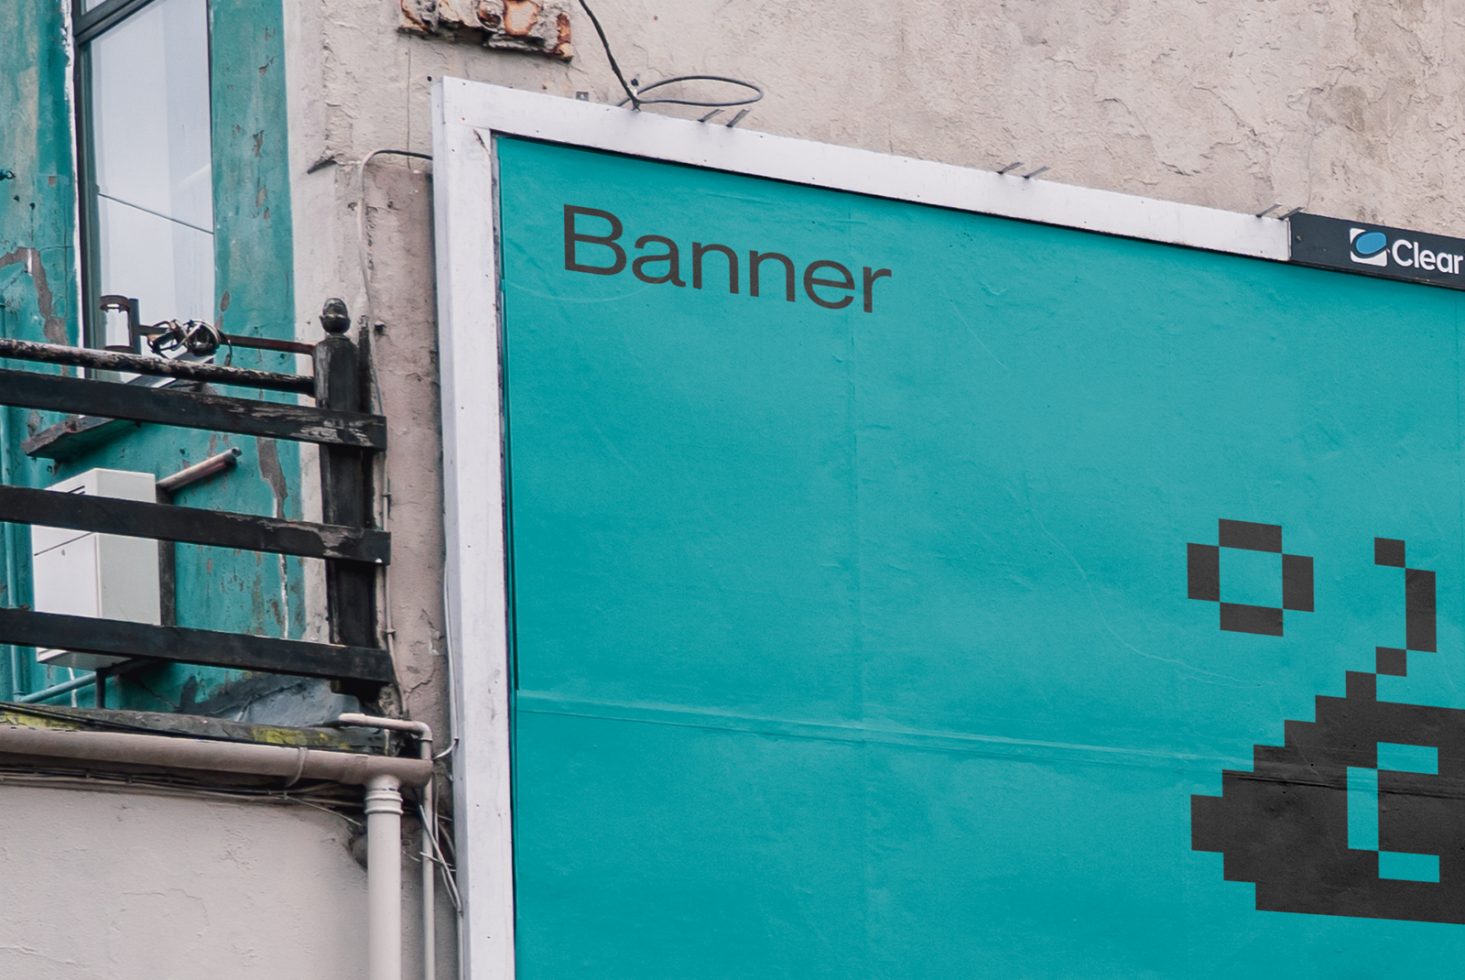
[430,76,1290,979]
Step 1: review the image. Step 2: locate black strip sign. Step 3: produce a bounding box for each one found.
[1290,213,1465,290]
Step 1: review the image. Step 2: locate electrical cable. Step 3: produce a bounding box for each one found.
[0,767,364,818]
[577,0,641,108]
[419,801,464,912]
[352,153,468,940]
[616,74,764,110]
[436,575,461,764]
[353,148,432,669]
[578,0,764,112]
[356,148,432,340]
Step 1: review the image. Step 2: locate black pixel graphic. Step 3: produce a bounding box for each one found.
[1187,519,1314,636]
[1192,535,1459,923]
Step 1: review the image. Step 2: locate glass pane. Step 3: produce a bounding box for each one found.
[95,197,215,336]
[88,0,213,326]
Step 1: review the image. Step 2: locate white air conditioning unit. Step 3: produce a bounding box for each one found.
[32,468,161,670]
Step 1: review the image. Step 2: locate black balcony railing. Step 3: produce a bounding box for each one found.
[0,299,394,700]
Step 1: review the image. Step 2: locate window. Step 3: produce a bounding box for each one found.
[74,0,214,350]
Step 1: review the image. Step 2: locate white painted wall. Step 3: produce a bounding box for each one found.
[0,783,423,979]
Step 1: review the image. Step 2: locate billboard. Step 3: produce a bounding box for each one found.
[436,81,1465,978]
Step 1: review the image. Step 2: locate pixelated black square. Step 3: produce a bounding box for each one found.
[1220,519,1283,553]
[1346,670,1378,700]
[1407,568,1437,652]
[1220,602,1283,636]
[1376,538,1407,567]
[1282,554,1314,611]
[1187,544,1220,601]
[1376,648,1408,676]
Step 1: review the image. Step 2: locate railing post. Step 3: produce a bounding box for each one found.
[314,299,380,697]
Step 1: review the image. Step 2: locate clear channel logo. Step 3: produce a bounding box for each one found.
[1349,226,1464,275]
[1348,228,1389,267]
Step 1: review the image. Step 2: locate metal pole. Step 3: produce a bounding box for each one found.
[15,670,96,704]
[0,336,315,395]
[0,403,23,698]
[156,447,242,495]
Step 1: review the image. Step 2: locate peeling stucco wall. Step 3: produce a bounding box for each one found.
[400,0,573,60]
[305,0,1465,226]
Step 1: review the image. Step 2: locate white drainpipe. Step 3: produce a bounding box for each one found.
[339,713,439,980]
[366,773,405,980]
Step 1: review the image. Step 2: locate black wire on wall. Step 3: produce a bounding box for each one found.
[577,0,765,112]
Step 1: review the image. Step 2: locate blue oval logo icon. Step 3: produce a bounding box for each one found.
[1353,230,1388,257]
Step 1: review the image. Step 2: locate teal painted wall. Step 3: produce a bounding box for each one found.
[498,137,1465,976]
[0,2,76,699]
[0,0,301,710]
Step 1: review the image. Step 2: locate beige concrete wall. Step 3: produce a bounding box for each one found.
[0,782,445,979]
[278,0,1463,737]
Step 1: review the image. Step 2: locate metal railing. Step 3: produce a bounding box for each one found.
[0,298,394,701]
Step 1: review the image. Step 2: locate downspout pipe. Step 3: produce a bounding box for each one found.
[367,774,405,980]
[337,713,438,980]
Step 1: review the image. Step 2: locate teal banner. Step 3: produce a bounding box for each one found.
[496,135,1465,977]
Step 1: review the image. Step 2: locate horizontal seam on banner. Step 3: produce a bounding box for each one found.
[515,691,1248,771]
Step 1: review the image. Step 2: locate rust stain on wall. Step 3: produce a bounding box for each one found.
[255,439,289,517]
[400,0,573,59]
[500,0,540,36]
[0,245,67,345]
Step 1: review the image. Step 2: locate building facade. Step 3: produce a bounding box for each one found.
[1,1,1461,977]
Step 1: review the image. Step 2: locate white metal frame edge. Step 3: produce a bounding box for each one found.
[430,77,1291,980]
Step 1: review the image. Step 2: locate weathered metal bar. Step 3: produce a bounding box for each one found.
[0,337,314,394]
[15,669,98,704]
[228,334,316,357]
[0,368,386,450]
[0,485,391,564]
[0,609,396,685]
[156,448,242,495]
[314,304,384,702]
[315,311,380,649]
